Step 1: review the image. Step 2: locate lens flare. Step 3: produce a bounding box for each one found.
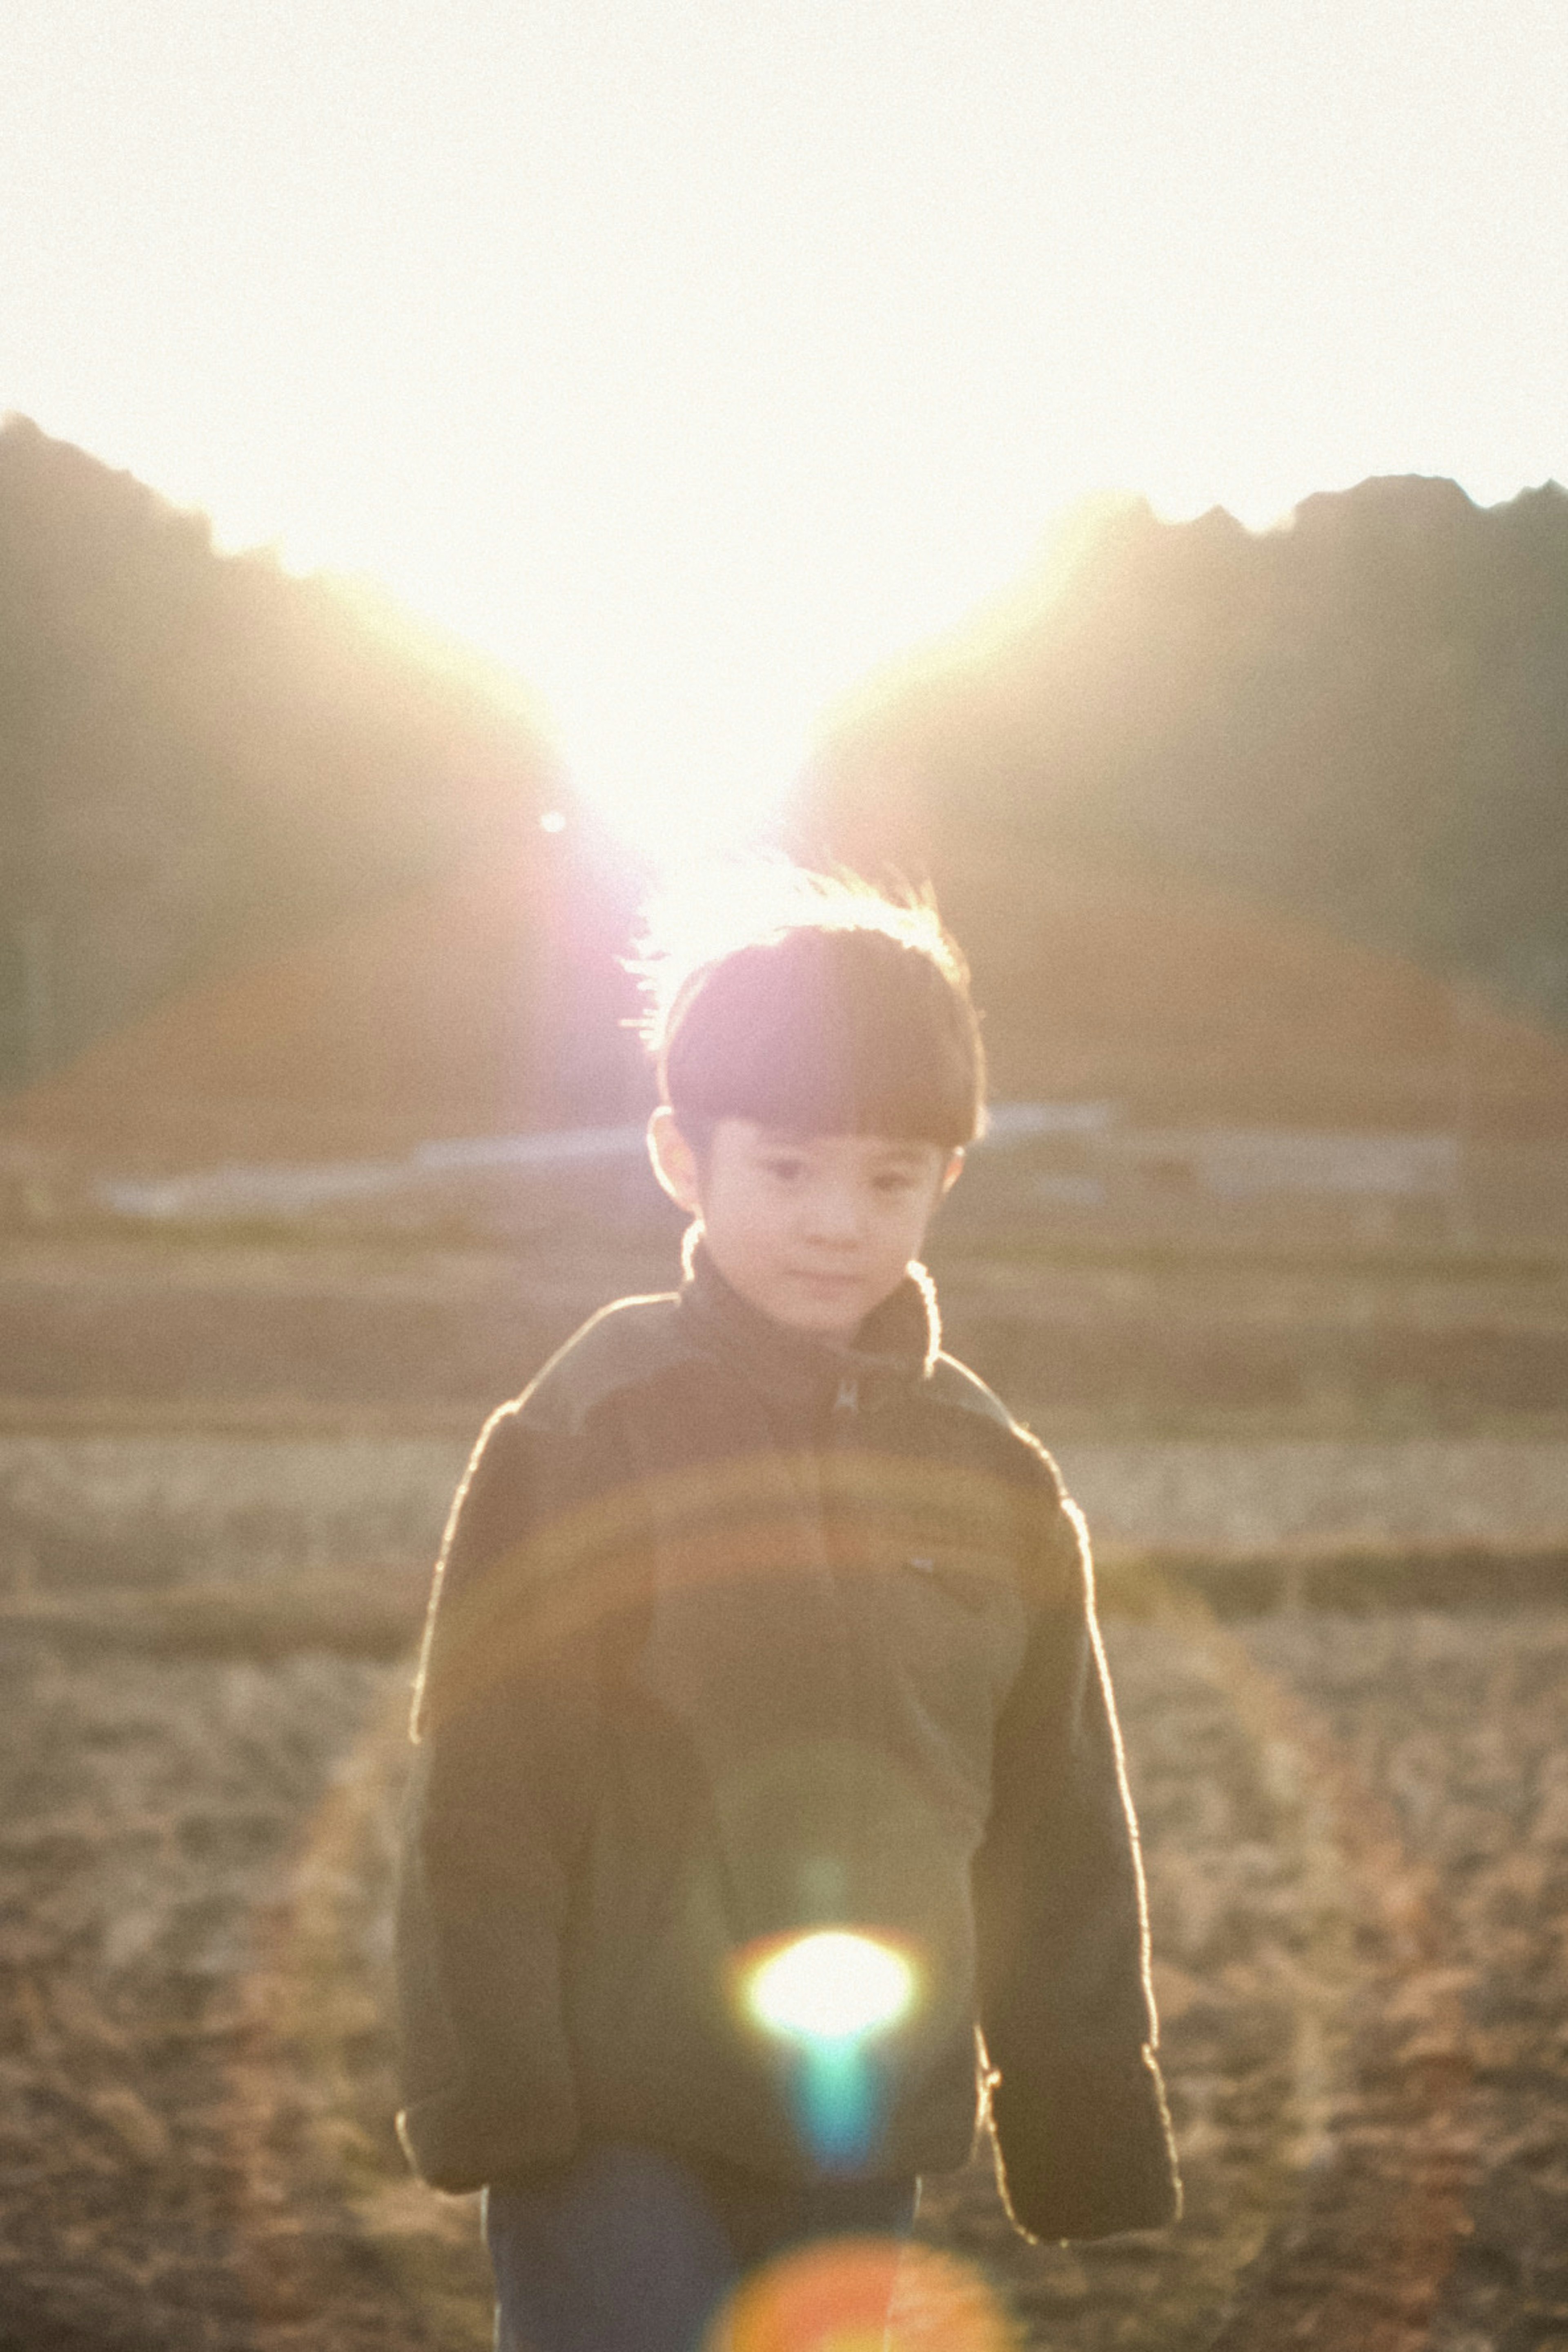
[738,1930,920,2172]
[746,1932,916,2044]
[709,2237,1019,2352]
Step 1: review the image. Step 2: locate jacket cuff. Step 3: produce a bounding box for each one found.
[990,2049,1182,2242]
[396,2078,579,2196]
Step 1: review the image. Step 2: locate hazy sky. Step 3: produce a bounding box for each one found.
[5,0,1567,851]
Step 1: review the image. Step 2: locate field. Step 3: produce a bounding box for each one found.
[1,1230,1566,2350]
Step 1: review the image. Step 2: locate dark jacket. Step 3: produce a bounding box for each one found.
[394,1247,1179,2241]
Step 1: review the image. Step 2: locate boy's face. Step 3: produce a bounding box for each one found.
[649,1111,962,1343]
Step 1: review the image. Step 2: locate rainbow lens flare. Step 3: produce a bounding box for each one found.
[739,1931,919,2172]
[708,2236,1019,2352]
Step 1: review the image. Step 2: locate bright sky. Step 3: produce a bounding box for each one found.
[5,0,1568,858]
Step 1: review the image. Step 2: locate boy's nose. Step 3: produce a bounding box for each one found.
[802,1185,866,1244]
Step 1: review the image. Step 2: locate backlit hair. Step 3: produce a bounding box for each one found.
[636,865,984,1149]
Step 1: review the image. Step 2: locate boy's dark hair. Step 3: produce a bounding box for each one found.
[640,868,984,1149]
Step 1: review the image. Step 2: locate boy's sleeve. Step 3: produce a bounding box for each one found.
[972,1477,1181,2242]
[394,1400,605,2194]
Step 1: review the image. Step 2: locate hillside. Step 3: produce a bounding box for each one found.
[5,439,1568,1170]
[6,855,1567,1193]
[0,415,552,1091]
[804,475,1568,1037]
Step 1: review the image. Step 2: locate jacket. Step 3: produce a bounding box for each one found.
[394,1245,1180,2241]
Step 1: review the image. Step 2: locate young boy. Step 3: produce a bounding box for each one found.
[394,879,1179,2351]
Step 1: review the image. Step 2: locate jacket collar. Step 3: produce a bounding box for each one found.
[677,1233,940,1414]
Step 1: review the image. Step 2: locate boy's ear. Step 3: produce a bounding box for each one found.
[940,1148,965,1196]
[647,1107,704,1215]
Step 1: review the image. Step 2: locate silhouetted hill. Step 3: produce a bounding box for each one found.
[0,415,553,1089]
[7,432,1568,1173]
[802,474,1568,1036]
[11,854,1566,1191]
[0,851,646,1172]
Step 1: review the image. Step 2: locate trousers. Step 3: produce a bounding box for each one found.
[484,2140,920,2352]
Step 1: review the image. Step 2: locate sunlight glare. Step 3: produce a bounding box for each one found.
[9,0,1566,861]
[745,1931,917,2047]
[545,671,813,871]
[736,1927,921,2171]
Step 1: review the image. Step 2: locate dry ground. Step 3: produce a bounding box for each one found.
[2,1595,1565,2352]
[2,1229,1565,2348]
[2,1230,1567,1440]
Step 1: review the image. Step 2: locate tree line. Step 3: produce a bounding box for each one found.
[0,415,550,1089]
[805,473,1568,1035]
[4,416,1566,1107]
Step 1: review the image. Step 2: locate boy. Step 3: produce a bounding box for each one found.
[394,878,1179,2351]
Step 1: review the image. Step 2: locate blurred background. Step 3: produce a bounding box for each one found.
[2,4,1567,2347]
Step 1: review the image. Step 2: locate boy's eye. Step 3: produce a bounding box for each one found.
[762,1157,807,1184]
[873,1169,920,1194]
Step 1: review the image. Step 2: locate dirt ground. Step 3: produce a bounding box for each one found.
[2,1230,1568,1439]
[2,1231,1566,2349]
[2,1595,1565,2352]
